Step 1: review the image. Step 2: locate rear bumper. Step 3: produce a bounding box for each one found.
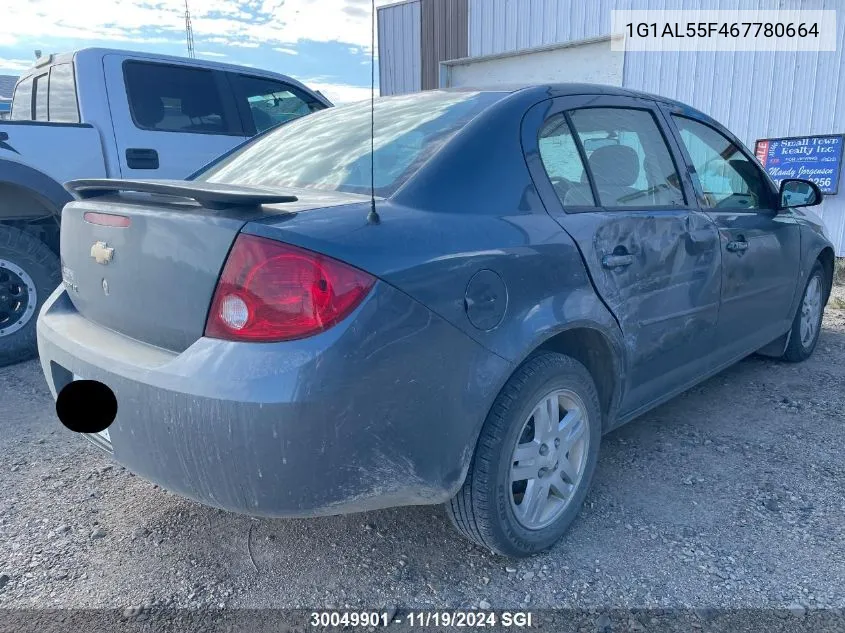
[36,284,510,517]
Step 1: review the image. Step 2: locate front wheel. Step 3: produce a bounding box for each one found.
[0,225,60,367]
[782,261,826,363]
[445,352,602,557]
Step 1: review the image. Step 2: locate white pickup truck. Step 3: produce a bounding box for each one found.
[0,47,331,365]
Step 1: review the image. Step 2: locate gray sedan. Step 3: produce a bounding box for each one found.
[37,85,834,557]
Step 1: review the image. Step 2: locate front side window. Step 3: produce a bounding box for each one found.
[234,75,325,134]
[10,78,33,120]
[538,114,595,206]
[196,91,505,197]
[33,74,49,121]
[48,63,79,123]
[124,62,229,134]
[673,115,773,209]
[569,107,686,207]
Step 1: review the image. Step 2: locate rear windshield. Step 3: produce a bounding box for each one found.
[195,91,504,197]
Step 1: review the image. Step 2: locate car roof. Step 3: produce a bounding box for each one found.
[428,83,713,125]
[436,83,680,103]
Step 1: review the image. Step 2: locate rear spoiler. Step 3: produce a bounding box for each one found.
[65,179,298,211]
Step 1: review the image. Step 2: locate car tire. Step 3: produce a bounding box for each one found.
[781,261,826,363]
[0,225,60,367]
[445,352,602,557]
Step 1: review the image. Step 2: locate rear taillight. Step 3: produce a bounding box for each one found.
[205,234,375,342]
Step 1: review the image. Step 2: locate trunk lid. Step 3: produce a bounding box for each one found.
[60,179,367,351]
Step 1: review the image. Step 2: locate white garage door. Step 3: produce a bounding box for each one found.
[440,37,623,89]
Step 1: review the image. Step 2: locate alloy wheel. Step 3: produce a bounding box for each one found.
[509,389,590,530]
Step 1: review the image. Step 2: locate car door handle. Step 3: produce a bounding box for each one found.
[0,132,8,142]
[125,148,159,170]
[601,254,634,269]
[726,239,749,252]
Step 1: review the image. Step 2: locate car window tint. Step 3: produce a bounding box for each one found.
[196,91,505,197]
[538,114,595,207]
[48,64,79,123]
[569,108,685,207]
[34,74,49,121]
[10,78,33,120]
[233,75,325,134]
[673,115,772,209]
[124,62,229,134]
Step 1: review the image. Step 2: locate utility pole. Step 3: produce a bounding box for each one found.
[184,0,196,59]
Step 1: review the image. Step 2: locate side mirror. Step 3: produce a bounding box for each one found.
[779,178,823,210]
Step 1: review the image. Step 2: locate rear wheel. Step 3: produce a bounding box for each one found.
[446,352,602,557]
[0,225,60,367]
[782,261,826,363]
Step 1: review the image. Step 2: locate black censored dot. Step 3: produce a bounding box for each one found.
[55,380,118,434]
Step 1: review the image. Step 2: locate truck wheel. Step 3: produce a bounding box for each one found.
[445,352,602,557]
[781,261,826,363]
[0,225,60,366]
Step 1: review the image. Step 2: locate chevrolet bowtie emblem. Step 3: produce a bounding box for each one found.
[90,241,114,265]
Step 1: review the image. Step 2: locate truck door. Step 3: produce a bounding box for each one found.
[102,55,247,179]
[523,95,722,416]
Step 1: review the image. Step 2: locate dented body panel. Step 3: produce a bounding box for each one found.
[35,84,834,519]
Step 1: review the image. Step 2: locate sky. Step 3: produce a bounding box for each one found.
[0,0,396,103]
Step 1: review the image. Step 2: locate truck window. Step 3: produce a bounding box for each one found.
[48,63,80,123]
[124,61,230,135]
[34,74,49,121]
[232,74,325,134]
[10,78,33,120]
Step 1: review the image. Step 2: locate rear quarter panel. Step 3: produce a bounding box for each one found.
[245,91,626,428]
[0,122,107,186]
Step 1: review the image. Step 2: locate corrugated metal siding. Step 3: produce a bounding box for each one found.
[378,1,422,96]
[468,0,618,57]
[421,0,469,90]
[465,0,845,254]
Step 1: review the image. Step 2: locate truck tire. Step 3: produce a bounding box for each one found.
[0,225,60,366]
[445,352,602,557]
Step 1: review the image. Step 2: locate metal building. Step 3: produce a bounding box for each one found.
[377,0,845,255]
[0,75,17,120]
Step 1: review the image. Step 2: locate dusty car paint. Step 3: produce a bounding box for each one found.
[37,84,834,518]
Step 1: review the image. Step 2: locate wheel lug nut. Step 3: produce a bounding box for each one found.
[539,444,549,456]
[538,467,547,478]
[554,438,560,449]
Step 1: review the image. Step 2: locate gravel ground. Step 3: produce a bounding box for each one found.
[1,285,844,625]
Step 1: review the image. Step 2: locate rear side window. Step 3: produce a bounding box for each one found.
[569,108,686,207]
[538,114,595,207]
[10,78,33,120]
[33,74,49,121]
[124,62,230,134]
[48,63,79,123]
[232,74,325,134]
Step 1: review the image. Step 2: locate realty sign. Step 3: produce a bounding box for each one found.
[755,134,844,195]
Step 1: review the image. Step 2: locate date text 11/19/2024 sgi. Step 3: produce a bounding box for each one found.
[309,611,534,628]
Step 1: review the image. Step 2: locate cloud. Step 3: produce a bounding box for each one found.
[302,79,374,105]
[0,0,398,52]
[197,50,227,58]
[0,57,35,73]
[273,47,299,56]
